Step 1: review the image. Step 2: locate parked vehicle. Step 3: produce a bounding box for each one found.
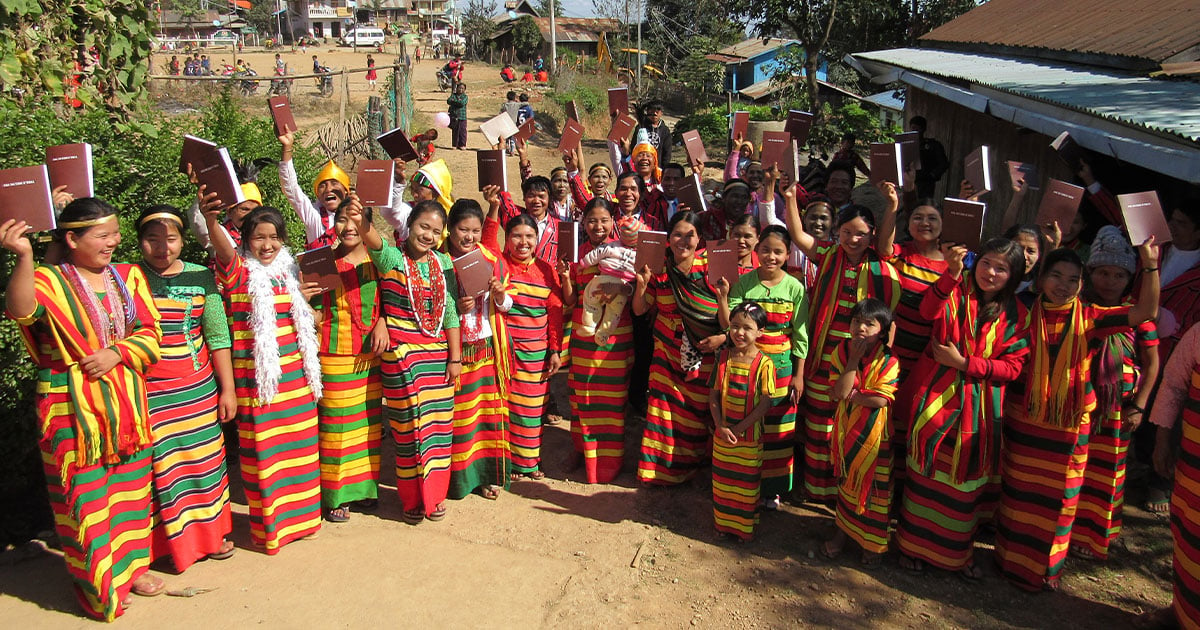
[339,27,385,48]
[315,65,334,97]
[269,67,292,96]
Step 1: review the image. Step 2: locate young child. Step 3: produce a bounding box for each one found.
[825,298,900,565]
[710,301,777,541]
[411,128,439,164]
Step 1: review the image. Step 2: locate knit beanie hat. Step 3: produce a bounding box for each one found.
[617,215,642,247]
[1087,225,1136,274]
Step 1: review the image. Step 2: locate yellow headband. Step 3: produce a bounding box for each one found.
[58,215,117,230]
[588,162,612,177]
[240,183,263,206]
[313,161,351,199]
[138,212,184,228]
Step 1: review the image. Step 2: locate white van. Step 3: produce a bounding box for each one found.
[340,27,385,47]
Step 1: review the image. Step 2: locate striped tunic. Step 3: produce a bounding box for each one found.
[216,253,322,553]
[711,351,776,540]
[10,264,161,621]
[1169,336,1200,629]
[497,193,562,263]
[995,299,1131,591]
[895,271,1029,572]
[312,257,384,509]
[637,254,720,485]
[140,262,233,572]
[371,245,460,517]
[831,343,900,554]
[803,243,900,500]
[728,271,809,498]
[504,254,564,474]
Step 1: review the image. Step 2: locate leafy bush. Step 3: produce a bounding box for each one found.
[673,110,728,148]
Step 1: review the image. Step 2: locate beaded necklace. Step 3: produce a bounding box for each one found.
[404,248,446,338]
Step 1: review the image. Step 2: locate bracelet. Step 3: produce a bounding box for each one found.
[1125,403,1146,415]
[1143,267,1159,272]
[448,359,462,364]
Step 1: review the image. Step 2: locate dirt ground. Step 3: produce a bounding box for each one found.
[0,46,1177,628]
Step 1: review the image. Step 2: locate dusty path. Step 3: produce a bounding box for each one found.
[0,46,1177,629]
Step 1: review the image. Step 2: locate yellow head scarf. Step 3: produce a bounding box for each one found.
[240,182,263,206]
[313,160,351,199]
[413,158,454,211]
[631,141,662,184]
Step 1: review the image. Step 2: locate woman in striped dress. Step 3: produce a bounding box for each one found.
[1071,227,1159,560]
[3,200,164,619]
[783,185,900,501]
[709,302,776,541]
[447,197,513,499]
[497,213,564,479]
[634,211,727,485]
[353,200,461,524]
[202,190,325,554]
[135,206,237,570]
[995,244,1159,592]
[311,200,388,522]
[894,240,1028,578]
[563,198,634,483]
[717,226,808,509]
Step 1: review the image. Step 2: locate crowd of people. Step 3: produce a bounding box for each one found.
[4,96,1200,627]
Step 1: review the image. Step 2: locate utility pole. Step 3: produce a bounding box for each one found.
[635,0,641,93]
[549,0,557,74]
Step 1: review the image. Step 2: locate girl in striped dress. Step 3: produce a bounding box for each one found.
[352,200,461,524]
[497,213,564,479]
[710,301,776,541]
[448,197,513,499]
[311,199,388,522]
[783,184,900,501]
[202,192,324,554]
[894,240,1028,579]
[634,211,727,485]
[824,298,900,564]
[1071,227,1159,560]
[2,200,163,619]
[995,242,1160,592]
[716,226,808,509]
[136,206,237,570]
[562,198,635,483]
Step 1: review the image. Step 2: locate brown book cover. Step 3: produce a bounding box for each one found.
[676,172,707,213]
[780,137,799,186]
[784,110,814,147]
[557,221,581,262]
[634,229,668,275]
[514,117,537,142]
[267,95,297,136]
[963,145,992,195]
[1007,160,1039,190]
[453,247,494,297]
[608,113,638,144]
[476,149,508,192]
[298,245,342,293]
[893,131,921,171]
[376,127,421,162]
[869,142,904,187]
[355,159,395,207]
[730,111,749,140]
[480,112,520,147]
[558,117,584,154]
[0,165,56,232]
[759,131,791,171]
[940,198,988,252]
[565,100,581,123]
[192,147,245,208]
[1035,179,1085,232]
[706,239,740,288]
[681,129,709,166]
[607,87,629,117]
[1119,190,1172,245]
[179,134,218,174]
[45,143,94,198]
[1051,131,1086,171]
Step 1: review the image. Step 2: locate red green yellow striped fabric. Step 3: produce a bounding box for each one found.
[317,352,383,508]
[1171,357,1200,629]
[504,254,563,474]
[711,351,775,540]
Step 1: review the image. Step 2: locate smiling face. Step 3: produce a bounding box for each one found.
[974,251,1013,297]
[67,216,122,269]
[731,223,759,260]
[335,210,363,249]
[727,311,764,350]
[1040,260,1083,305]
[550,172,571,201]
[722,187,751,219]
[246,220,283,265]
[1088,265,1131,306]
[743,163,764,190]
[660,168,683,199]
[825,170,853,206]
[506,223,538,261]
[908,205,942,244]
[633,150,655,178]
[756,232,787,273]
[804,204,832,241]
[448,215,482,257]
[1014,233,1040,274]
[837,216,873,259]
[1169,209,1200,249]
[584,207,613,245]
[524,188,550,218]
[139,221,183,273]
[410,182,435,202]
[316,179,347,213]
[615,177,640,214]
[669,219,699,262]
[406,210,444,258]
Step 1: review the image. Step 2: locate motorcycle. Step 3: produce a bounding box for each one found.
[268,67,292,96]
[237,68,259,96]
[315,65,334,97]
[436,69,453,91]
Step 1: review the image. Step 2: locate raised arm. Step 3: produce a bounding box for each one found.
[874,181,900,258]
[1128,238,1160,326]
[781,182,817,258]
[200,185,237,266]
[0,220,37,319]
[278,131,327,243]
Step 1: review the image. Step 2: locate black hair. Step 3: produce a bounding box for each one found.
[841,132,857,143]
[849,297,893,342]
[910,116,928,130]
[136,204,186,239]
[729,300,768,330]
[333,197,374,225]
[55,197,118,241]
[519,93,529,102]
[407,200,446,229]
[758,224,790,248]
[835,204,877,231]
[506,90,516,101]
[641,100,664,116]
[662,162,686,177]
[447,198,484,228]
[667,210,700,235]
[1003,223,1044,280]
[1038,247,1085,281]
[974,237,1028,324]
[522,175,551,196]
[730,212,761,233]
[826,160,856,188]
[505,212,539,236]
[615,170,647,201]
[1172,187,1200,227]
[583,196,614,219]
[239,206,288,251]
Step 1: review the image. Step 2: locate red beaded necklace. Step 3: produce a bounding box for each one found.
[404,249,446,338]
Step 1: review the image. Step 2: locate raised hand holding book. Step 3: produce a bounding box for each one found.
[45,143,94,198]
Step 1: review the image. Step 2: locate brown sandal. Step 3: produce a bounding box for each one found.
[131,573,165,597]
[207,539,236,560]
[427,503,447,521]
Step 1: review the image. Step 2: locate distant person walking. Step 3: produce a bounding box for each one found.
[447,82,469,150]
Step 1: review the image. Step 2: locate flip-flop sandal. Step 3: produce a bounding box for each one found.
[131,574,165,597]
[527,470,546,480]
[324,506,351,523]
[426,504,447,521]
[403,509,425,525]
[480,485,500,500]
[1146,487,1172,513]
[208,539,236,560]
[959,562,984,581]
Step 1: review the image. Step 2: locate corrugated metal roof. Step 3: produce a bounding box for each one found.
[713,37,797,63]
[862,90,905,111]
[533,18,621,43]
[855,48,1200,144]
[920,0,1200,65]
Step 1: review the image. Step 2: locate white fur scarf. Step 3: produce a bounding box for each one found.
[242,248,324,406]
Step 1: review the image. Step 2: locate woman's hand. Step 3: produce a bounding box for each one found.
[482,184,502,208]
[0,219,34,258]
[1153,426,1176,480]
[958,179,978,201]
[52,185,74,211]
[1138,235,1160,268]
[80,347,122,380]
[717,426,737,445]
[635,264,653,289]
[930,341,968,371]
[546,351,563,379]
[697,334,726,353]
[943,243,968,277]
[877,180,898,211]
[1122,403,1145,432]
[370,320,391,356]
[198,184,224,222]
[445,360,462,384]
[1040,220,1062,250]
[714,277,730,300]
[488,276,507,306]
[789,372,805,405]
[218,389,238,423]
[299,281,323,301]
[459,294,476,314]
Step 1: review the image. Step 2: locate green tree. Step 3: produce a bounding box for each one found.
[246,0,277,38]
[511,15,543,63]
[535,0,565,17]
[462,0,499,60]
